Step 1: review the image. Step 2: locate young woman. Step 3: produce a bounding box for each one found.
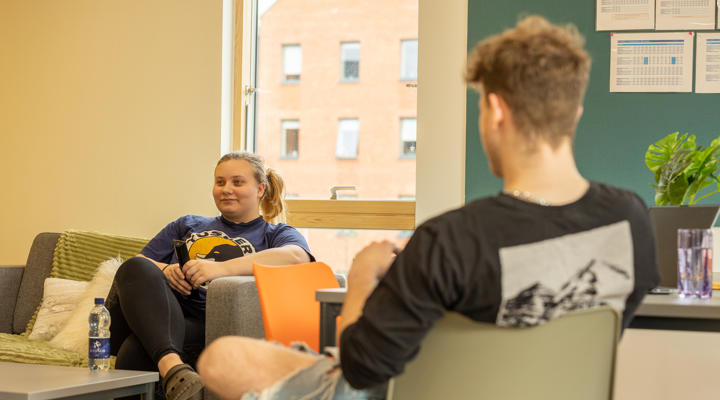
[109,152,313,400]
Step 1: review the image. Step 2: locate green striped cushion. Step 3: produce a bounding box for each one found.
[51,230,149,281]
[22,230,148,336]
[0,333,85,367]
[0,333,116,367]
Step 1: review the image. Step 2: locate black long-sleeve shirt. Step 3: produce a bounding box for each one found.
[340,182,660,389]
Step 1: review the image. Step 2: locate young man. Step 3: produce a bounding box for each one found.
[196,15,660,400]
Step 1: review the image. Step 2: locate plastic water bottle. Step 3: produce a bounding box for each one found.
[88,297,111,371]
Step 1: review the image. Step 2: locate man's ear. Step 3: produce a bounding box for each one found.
[576,105,584,122]
[487,93,507,129]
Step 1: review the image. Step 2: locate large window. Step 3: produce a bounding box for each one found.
[401,39,418,81]
[340,42,360,82]
[282,44,301,83]
[336,119,359,159]
[281,120,299,159]
[246,0,418,272]
[400,118,416,157]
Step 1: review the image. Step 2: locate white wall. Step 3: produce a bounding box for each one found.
[415,0,468,225]
[0,0,224,264]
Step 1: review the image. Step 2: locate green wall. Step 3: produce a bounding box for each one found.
[465,0,720,205]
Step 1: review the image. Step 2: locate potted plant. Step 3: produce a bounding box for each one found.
[645,132,720,205]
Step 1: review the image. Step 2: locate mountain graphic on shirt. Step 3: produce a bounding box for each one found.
[498,259,630,327]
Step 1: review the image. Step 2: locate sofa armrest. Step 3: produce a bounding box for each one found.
[205,272,346,348]
[205,276,265,347]
[0,266,25,334]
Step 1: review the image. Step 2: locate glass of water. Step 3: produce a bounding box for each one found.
[677,229,713,299]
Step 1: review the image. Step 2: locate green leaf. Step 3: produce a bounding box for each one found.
[654,149,693,205]
[647,132,720,205]
[645,132,691,178]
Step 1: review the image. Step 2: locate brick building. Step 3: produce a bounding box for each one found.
[254,0,418,270]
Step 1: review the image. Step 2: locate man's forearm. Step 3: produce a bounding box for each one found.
[338,240,399,337]
[338,275,377,337]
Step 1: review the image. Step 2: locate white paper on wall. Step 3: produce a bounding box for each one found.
[655,0,716,30]
[695,33,720,93]
[597,0,655,30]
[610,32,694,92]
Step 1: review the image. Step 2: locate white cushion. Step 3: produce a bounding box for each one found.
[28,278,89,341]
[48,257,123,354]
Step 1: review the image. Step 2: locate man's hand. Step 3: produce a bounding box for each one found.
[348,240,400,284]
[163,264,192,295]
[182,259,223,289]
[339,240,400,336]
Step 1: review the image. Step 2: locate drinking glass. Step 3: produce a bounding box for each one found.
[677,228,713,299]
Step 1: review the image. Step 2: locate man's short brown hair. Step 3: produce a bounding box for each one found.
[466,15,590,147]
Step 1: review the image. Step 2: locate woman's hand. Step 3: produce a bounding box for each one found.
[182,259,224,289]
[163,263,193,295]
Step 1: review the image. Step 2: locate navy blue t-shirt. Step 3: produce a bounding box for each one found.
[141,215,314,314]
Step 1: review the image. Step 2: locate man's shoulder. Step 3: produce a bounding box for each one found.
[586,182,648,215]
[590,181,642,201]
[417,196,504,234]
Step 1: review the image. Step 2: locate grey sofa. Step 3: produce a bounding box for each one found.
[0,232,274,347]
[0,232,344,398]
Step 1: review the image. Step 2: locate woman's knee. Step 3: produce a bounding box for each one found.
[115,256,163,285]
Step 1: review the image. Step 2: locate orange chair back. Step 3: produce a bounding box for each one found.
[253,262,340,351]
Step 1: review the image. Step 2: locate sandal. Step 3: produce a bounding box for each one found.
[162,363,204,400]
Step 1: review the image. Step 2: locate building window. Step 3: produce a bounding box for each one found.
[336,119,359,159]
[340,42,360,82]
[400,118,416,157]
[282,44,302,83]
[281,120,299,159]
[400,39,418,81]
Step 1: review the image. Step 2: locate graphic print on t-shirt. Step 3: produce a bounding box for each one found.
[497,221,634,327]
[185,230,256,262]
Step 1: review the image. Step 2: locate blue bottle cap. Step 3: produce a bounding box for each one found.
[94,298,105,305]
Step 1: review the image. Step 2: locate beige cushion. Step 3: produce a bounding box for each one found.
[22,230,148,336]
[48,258,123,354]
[28,278,89,341]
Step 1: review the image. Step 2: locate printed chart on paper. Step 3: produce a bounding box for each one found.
[610,32,693,92]
[655,0,716,30]
[696,33,720,93]
[596,0,655,30]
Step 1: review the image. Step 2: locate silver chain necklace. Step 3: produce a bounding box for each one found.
[503,189,551,206]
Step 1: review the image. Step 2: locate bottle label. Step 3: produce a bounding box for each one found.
[89,337,110,359]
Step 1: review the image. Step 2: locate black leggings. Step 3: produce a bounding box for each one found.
[109,257,205,372]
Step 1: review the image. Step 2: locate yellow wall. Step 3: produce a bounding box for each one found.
[0,0,224,264]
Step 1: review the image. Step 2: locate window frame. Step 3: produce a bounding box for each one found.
[399,117,417,159]
[340,41,361,82]
[335,118,360,160]
[280,119,300,159]
[235,0,417,231]
[400,39,418,81]
[282,44,302,84]
[286,199,415,229]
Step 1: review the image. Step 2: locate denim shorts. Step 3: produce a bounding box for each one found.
[240,344,386,400]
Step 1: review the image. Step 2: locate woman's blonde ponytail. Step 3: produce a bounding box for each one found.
[261,168,286,223]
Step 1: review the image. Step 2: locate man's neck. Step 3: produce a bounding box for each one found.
[501,140,589,206]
